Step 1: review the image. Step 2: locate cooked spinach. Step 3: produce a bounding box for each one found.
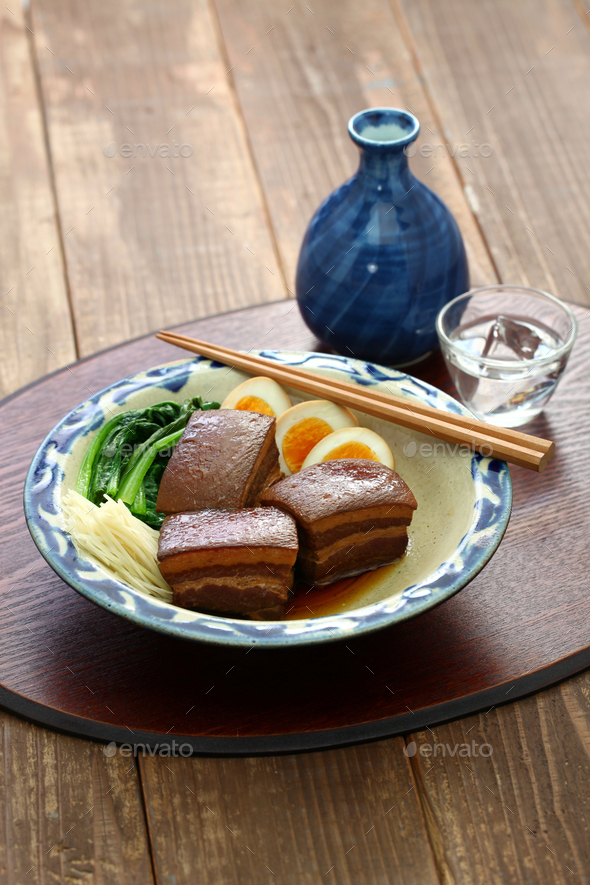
[76,395,219,527]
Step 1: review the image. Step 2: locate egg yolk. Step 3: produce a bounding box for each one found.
[233,395,275,417]
[321,441,379,462]
[282,417,334,473]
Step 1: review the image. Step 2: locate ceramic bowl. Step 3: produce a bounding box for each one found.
[24,351,512,648]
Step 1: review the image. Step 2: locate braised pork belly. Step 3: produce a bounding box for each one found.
[260,459,417,584]
[157,507,298,619]
[156,410,281,515]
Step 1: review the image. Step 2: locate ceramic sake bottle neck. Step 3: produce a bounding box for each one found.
[357,146,415,190]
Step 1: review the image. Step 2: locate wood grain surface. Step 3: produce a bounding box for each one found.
[0,3,75,399]
[408,673,590,882]
[0,714,153,884]
[3,0,590,881]
[397,0,590,306]
[213,0,497,292]
[140,740,440,884]
[30,0,285,356]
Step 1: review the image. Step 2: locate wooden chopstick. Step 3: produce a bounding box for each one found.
[160,330,549,452]
[164,332,555,469]
[156,330,555,472]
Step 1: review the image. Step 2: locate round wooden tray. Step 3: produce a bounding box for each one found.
[1,301,588,754]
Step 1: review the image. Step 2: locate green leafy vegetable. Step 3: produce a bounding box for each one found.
[76,394,220,527]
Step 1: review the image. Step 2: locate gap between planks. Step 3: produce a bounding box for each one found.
[404,735,454,885]
[135,750,159,884]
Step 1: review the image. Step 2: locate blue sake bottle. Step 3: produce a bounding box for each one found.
[296,108,469,366]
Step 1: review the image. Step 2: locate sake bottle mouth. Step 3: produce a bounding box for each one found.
[348,108,420,151]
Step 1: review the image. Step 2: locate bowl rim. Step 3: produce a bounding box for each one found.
[436,284,578,369]
[24,351,513,648]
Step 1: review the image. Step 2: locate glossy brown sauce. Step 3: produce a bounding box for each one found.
[284,547,410,619]
[285,574,376,619]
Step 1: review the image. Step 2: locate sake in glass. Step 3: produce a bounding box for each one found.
[436,285,577,427]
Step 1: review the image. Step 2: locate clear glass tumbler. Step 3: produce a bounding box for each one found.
[435,285,578,427]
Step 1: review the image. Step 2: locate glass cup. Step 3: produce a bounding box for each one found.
[435,285,578,427]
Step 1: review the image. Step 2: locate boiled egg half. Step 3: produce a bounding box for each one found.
[301,426,394,471]
[276,400,358,475]
[221,376,292,418]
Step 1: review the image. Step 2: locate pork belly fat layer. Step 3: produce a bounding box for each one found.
[305,506,414,551]
[158,508,298,560]
[298,533,409,584]
[156,409,280,514]
[302,523,407,565]
[311,503,415,534]
[173,573,293,613]
[260,459,418,527]
[159,549,295,584]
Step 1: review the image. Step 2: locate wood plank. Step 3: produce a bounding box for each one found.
[0,712,153,883]
[30,0,285,356]
[140,740,440,885]
[0,6,152,880]
[396,0,590,306]
[392,2,590,868]
[212,0,497,293]
[0,3,75,398]
[407,671,590,882]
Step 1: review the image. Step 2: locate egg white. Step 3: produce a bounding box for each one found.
[275,399,358,475]
[301,425,395,470]
[221,376,292,417]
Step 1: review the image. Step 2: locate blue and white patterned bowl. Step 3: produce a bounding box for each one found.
[24,352,512,648]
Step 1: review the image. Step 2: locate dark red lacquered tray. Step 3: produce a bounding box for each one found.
[1,300,588,753]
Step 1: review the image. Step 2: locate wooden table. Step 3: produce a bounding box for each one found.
[2,0,590,881]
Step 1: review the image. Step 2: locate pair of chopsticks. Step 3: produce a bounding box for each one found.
[156,330,555,472]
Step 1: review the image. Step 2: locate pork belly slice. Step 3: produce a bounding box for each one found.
[156,409,282,515]
[298,527,409,583]
[260,459,417,584]
[157,508,298,617]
